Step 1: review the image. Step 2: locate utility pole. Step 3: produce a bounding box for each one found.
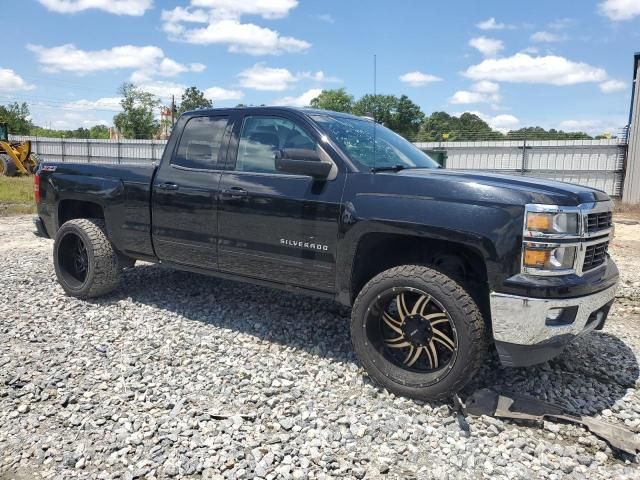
[171,95,176,126]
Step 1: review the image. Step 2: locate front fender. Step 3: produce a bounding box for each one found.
[335,187,524,305]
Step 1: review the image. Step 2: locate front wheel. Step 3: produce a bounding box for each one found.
[351,265,488,401]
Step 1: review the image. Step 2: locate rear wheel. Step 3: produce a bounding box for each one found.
[351,265,488,401]
[0,155,17,177]
[54,218,121,298]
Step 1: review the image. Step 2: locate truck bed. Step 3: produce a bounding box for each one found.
[37,162,157,259]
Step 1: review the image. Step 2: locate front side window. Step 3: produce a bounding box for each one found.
[311,114,439,170]
[173,116,228,169]
[235,116,317,173]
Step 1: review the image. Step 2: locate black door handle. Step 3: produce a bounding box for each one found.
[157,182,179,191]
[221,187,248,199]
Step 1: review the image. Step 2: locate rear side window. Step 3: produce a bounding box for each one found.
[173,116,228,170]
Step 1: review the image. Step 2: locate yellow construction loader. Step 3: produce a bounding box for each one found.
[0,123,38,176]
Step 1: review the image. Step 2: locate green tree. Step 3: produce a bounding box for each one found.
[388,95,424,140]
[89,125,110,139]
[29,124,111,139]
[352,94,398,126]
[459,112,502,140]
[178,86,213,115]
[0,102,33,135]
[351,95,424,139]
[113,83,160,139]
[310,88,354,113]
[418,111,503,142]
[506,127,592,140]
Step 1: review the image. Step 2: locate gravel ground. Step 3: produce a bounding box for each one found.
[1,215,639,480]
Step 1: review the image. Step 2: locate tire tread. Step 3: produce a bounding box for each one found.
[55,218,121,298]
[352,264,488,401]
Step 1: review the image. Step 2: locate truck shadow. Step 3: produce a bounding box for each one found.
[103,264,638,416]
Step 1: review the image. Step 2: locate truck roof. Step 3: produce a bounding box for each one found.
[181,106,372,122]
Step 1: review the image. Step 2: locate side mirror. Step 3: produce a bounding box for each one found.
[275,148,332,178]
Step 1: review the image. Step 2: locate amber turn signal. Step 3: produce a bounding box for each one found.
[523,247,550,268]
[526,213,553,232]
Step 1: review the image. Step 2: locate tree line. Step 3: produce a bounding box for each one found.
[0,85,613,141]
[309,88,610,141]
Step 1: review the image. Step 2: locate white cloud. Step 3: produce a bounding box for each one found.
[599,0,640,21]
[29,104,114,129]
[190,63,207,73]
[558,118,624,135]
[464,53,608,86]
[450,81,501,106]
[274,88,323,107]
[599,79,627,93]
[238,63,297,91]
[450,90,500,105]
[63,97,122,111]
[530,31,566,43]
[0,68,35,92]
[38,0,151,16]
[28,43,205,87]
[491,114,520,130]
[191,0,298,20]
[548,18,573,30]
[469,37,504,57]
[166,18,310,55]
[27,43,204,85]
[316,14,334,23]
[298,71,340,83]
[450,91,490,104]
[236,64,337,91]
[138,81,187,100]
[476,17,513,30]
[399,71,442,87]
[203,87,244,101]
[162,1,309,55]
[472,80,500,94]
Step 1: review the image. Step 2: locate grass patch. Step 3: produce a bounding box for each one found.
[614,199,640,220]
[0,177,36,216]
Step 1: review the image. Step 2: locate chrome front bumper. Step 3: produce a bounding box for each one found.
[490,284,617,366]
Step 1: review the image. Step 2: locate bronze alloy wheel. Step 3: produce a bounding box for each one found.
[351,265,487,400]
[366,287,458,377]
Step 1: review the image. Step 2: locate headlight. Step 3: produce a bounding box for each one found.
[526,211,579,235]
[523,244,576,272]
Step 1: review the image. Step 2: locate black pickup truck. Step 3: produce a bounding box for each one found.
[34,107,619,400]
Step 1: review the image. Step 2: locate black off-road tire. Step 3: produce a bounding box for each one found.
[351,265,488,401]
[53,218,121,298]
[0,155,17,177]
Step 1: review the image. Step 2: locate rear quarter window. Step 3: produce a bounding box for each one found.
[173,116,228,170]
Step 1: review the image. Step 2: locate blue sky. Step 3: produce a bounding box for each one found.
[2,0,639,134]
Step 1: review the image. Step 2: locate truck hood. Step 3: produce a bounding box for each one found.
[391,168,610,206]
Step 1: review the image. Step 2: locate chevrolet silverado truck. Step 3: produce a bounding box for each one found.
[33,107,619,400]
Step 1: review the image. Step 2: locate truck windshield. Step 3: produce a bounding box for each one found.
[311,114,440,171]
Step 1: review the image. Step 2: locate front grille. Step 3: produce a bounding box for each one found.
[586,211,612,233]
[582,241,608,272]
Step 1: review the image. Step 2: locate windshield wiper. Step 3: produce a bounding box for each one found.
[370,164,407,173]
